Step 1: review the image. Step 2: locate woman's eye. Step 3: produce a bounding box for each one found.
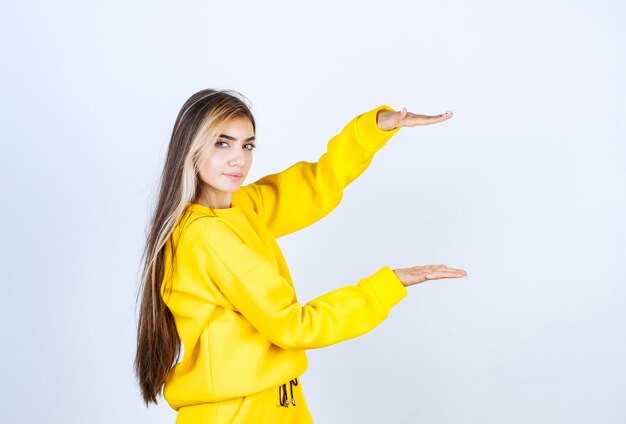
[215,141,255,150]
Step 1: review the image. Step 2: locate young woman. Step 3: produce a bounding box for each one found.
[134,89,468,423]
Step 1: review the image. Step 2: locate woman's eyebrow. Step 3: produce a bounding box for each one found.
[218,134,256,142]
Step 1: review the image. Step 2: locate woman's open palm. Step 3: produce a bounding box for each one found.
[377,107,454,131]
[394,264,467,287]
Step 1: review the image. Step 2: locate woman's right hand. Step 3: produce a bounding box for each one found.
[393,264,468,287]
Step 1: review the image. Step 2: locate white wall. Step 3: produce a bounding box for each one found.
[1,0,624,423]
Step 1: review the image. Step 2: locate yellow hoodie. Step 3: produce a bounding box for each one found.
[161,105,408,412]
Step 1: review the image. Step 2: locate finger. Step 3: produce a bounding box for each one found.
[425,270,467,279]
[433,265,466,272]
[423,265,467,273]
[401,111,453,126]
[413,264,446,272]
[397,107,408,120]
[423,264,449,270]
[424,112,453,124]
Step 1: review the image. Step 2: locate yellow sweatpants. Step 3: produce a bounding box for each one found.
[175,376,314,423]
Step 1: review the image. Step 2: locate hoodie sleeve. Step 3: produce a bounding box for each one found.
[195,219,408,351]
[234,105,401,239]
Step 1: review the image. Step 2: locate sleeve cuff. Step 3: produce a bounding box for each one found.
[354,105,402,151]
[365,265,408,311]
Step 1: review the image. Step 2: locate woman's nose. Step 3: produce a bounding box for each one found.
[228,147,245,166]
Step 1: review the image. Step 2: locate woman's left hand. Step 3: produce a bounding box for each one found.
[377,107,454,131]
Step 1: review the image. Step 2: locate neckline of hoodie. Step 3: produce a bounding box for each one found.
[187,202,244,217]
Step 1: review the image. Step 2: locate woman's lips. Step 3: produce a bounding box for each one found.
[224,173,243,180]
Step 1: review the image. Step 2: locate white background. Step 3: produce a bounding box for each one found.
[1,0,625,423]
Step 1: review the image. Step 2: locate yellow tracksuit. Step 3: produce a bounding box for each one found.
[161,105,407,423]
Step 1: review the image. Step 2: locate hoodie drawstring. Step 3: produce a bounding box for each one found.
[278,377,299,407]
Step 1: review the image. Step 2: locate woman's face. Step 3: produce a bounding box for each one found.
[196,116,255,208]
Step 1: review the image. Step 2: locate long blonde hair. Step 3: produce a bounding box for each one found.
[134,89,256,406]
